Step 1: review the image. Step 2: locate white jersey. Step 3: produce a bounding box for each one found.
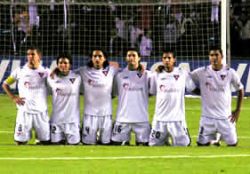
[76,66,118,116]
[114,68,150,123]
[48,71,81,124]
[191,65,243,119]
[150,67,196,122]
[7,64,49,113]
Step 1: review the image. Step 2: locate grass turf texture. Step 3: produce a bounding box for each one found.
[0,94,250,174]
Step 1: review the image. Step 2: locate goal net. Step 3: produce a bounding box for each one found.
[0,0,226,85]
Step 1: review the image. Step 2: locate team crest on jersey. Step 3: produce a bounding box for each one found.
[69,78,76,84]
[220,75,226,80]
[102,70,108,76]
[102,68,109,76]
[38,72,44,78]
[137,72,143,78]
[173,74,179,80]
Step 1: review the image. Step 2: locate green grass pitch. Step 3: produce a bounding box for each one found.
[0,94,250,174]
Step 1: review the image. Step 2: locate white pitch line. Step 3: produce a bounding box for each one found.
[0,131,12,134]
[1,154,250,161]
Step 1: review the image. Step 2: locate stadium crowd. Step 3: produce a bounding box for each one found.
[0,0,249,58]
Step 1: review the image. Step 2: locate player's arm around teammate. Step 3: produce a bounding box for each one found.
[2,47,50,145]
[149,50,196,146]
[47,53,81,145]
[77,49,118,145]
[111,48,151,146]
[190,46,244,146]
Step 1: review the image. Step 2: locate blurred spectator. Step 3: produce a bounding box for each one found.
[238,11,250,56]
[110,28,128,57]
[28,0,39,31]
[115,16,129,42]
[14,6,31,53]
[139,29,152,57]
[211,0,220,24]
[129,20,143,48]
[163,15,181,51]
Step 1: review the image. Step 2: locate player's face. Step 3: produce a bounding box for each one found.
[126,51,140,69]
[209,50,223,70]
[27,49,41,69]
[92,50,106,69]
[58,58,71,75]
[162,52,175,71]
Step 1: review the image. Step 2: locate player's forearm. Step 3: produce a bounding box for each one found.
[235,89,244,112]
[2,83,15,100]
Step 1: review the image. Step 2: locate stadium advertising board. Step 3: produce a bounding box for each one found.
[0,56,249,96]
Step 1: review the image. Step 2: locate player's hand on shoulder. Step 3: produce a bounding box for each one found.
[50,67,60,79]
[138,63,145,73]
[156,65,165,73]
[109,61,120,69]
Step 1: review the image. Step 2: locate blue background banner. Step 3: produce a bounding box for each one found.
[0,56,249,95]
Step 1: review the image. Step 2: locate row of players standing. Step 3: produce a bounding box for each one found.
[2,46,244,146]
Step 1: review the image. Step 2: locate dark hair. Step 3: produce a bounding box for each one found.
[27,47,42,57]
[209,46,223,55]
[162,49,176,58]
[126,47,141,57]
[56,53,73,65]
[87,49,109,69]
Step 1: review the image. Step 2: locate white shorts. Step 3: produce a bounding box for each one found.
[14,110,50,143]
[149,120,190,146]
[197,116,237,145]
[51,122,80,145]
[82,115,112,144]
[111,122,150,144]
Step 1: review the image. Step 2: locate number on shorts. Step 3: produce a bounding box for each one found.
[85,127,90,134]
[115,125,122,133]
[51,126,56,134]
[151,130,161,139]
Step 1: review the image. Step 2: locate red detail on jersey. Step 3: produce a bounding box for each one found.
[88,79,93,85]
[173,74,179,80]
[205,82,211,87]
[160,85,165,91]
[220,75,226,80]
[69,78,76,84]
[24,82,30,88]
[123,83,129,90]
[38,72,44,78]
